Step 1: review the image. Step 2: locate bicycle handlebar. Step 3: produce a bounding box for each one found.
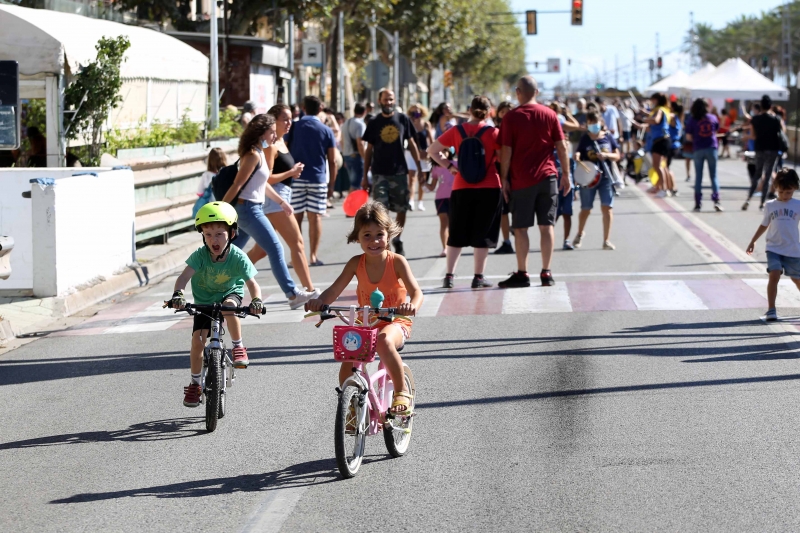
[163,301,268,318]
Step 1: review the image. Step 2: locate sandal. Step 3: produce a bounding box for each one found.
[390,391,414,415]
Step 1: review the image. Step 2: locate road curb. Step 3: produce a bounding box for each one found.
[0,241,196,341]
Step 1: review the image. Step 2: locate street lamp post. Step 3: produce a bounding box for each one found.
[209,0,219,129]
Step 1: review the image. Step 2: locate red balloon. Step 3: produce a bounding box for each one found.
[343,190,369,217]
[669,93,677,102]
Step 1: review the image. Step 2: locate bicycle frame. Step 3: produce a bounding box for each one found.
[322,304,406,437]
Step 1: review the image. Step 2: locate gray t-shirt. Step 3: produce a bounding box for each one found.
[342,117,366,157]
[762,198,800,257]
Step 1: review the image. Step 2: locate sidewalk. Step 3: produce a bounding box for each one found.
[0,231,200,343]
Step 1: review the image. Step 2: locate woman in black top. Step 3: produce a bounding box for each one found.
[247,105,318,293]
[407,103,434,211]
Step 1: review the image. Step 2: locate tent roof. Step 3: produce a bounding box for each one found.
[644,70,689,95]
[0,4,208,83]
[668,64,716,94]
[690,58,788,100]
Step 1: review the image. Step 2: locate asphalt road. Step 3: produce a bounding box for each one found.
[4,157,800,532]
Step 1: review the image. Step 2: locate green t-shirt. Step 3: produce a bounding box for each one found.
[186,245,258,305]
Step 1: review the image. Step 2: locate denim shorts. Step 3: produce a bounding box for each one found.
[343,154,364,190]
[766,251,800,278]
[262,182,293,215]
[579,176,614,210]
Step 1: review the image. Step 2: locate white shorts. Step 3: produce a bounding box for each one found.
[291,181,328,214]
[404,150,431,173]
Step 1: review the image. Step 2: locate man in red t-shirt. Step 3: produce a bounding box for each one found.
[498,76,571,288]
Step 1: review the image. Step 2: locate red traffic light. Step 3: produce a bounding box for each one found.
[571,0,583,26]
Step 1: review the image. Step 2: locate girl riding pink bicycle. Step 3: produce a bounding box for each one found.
[305,201,423,414]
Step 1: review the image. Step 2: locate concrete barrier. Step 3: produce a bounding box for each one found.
[0,168,135,297]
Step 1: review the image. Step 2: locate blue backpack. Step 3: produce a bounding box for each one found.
[456,124,491,184]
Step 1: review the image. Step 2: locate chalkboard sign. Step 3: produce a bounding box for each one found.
[0,61,20,150]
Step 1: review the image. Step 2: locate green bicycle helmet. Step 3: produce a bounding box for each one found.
[195,202,239,260]
[195,201,238,232]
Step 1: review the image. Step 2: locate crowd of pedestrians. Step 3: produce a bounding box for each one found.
[192,80,788,298]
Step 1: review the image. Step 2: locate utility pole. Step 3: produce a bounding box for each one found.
[338,11,345,113]
[783,2,793,88]
[656,32,661,80]
[288,15,295,105]
[689,11,696,71]
[209,0,219,129]
[393,30,400,102]
[370,11,377,104]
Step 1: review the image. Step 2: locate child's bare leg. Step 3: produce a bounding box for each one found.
[190,330,207,374]
[376,325,410,412]
[438,213,448,250]
[767,270,782,309]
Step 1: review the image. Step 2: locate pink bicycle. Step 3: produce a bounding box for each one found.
[306,297,415,478]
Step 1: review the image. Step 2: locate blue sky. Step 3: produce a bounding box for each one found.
[508,0,785,91]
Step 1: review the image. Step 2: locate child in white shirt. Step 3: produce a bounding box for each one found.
[746,168,800,321]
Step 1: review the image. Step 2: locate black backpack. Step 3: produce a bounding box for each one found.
[456,124,491,184]
[212,158,259,203]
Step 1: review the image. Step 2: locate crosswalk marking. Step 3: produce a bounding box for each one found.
[624,280,708,310]
[50,278,800,336]
[502,284,572,314]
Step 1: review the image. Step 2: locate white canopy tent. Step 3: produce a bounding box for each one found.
[0,4,209,166]
[689,58,788,101]
[643,70,689,96]
[668,63,716,96]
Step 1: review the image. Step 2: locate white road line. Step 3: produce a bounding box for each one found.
[629,186,732,273]
[418,291,445,317]
[662,195,762,273]
[240,486,308,533]
[103,303,185,334]
[502,285,572,314]
[256,271,762,290]
[742,278,800,307]
[624,280,708,310]
[422,256,448,281]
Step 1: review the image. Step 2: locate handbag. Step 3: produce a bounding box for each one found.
[192,183,215,218]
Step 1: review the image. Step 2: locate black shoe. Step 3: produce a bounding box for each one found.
[392,238,405,256]
[540,270,555,286]
[498,271,530,289]
[493,241,514,255]
[471,275,493,289]
[443,273,454,289]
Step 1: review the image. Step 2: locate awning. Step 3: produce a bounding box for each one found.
[0,4,208,83]
[644,70,689,96]
[690,58,788,100]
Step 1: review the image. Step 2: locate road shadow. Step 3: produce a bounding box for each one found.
[0,417,206,450]
[417,372,800,410]
[49,455,390,503]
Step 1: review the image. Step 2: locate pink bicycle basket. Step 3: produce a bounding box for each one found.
[333,326,378,362]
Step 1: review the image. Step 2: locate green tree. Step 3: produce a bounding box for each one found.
[64,36,131,165]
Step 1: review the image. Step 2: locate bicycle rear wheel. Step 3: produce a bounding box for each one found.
[383,364,415,458]
[335,385,366,478]
[205,348,222,432]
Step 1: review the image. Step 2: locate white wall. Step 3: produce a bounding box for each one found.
[0,168,135,297]
[0,168,78,294]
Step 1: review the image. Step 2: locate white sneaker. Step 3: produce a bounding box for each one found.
[408,201,415,211]
[655,190,667,198]
[417,201,426,211]
[289,289,316,310]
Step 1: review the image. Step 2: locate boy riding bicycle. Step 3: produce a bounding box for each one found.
[305,201,423,414]
[169,202,263,407]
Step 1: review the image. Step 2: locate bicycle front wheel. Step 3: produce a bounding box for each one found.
[334,385,366,478]
[205,348,222,432]
[383,364,415,458]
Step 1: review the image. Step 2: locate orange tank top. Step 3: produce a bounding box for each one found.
[355,252,412,329]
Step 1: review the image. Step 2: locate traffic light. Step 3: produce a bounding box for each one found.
[568,58,572,66]
[444,69,453,88]
[571,0,583,26]
[526,10,537,35]
[649,59,655,71]
[762,55,769,68]
[657,56,663,69]
[534,61,539,69]
[595,83,605,90]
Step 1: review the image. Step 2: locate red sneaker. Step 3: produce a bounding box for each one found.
[232,345,249,368]
[183,383,202,407]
